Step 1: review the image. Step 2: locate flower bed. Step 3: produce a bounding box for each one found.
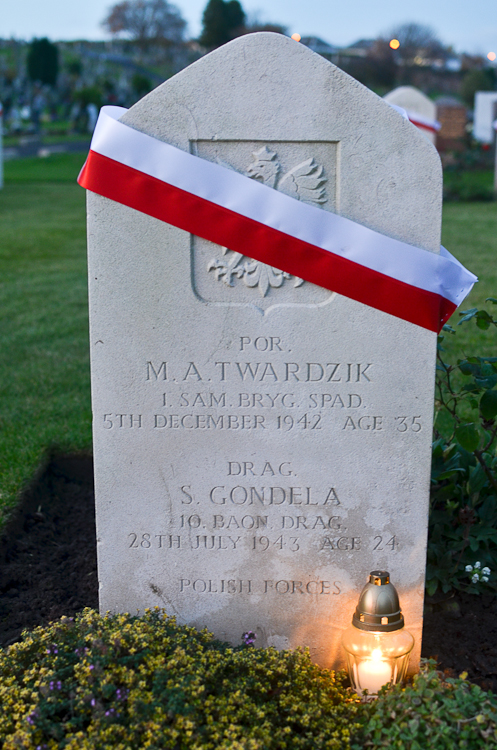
[1,609,496,749]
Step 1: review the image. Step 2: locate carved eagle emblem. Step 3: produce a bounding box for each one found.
[208,147,327,297]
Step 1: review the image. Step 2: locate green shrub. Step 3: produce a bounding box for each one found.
[444,169,494,202]
[352,662,497,749]
[428,300,497,596]
[3,612,497,748]
[460,69,495,108]
[0,608,362,749]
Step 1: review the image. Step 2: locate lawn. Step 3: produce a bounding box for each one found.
[0,152,496,524]
[441,201,497,358]
[0,153,91,522]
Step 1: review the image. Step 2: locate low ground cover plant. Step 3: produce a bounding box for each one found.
[0,608,362,750]
[352,662,497,749]
[443,145,494,202]
[428,300,497,597]
[1,610,497,749]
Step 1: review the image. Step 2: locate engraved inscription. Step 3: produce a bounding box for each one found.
[126,530,400,555]
[103,356,428,435]
[102,412,422,433]
[144,360,373,383]
[176,579,341,595]
[115,340,415,617]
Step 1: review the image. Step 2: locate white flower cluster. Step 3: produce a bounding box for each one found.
[465,561,491,583]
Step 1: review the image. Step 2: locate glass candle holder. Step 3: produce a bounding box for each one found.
[341,570,414,696]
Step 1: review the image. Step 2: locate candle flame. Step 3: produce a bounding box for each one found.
[371,648,383,662]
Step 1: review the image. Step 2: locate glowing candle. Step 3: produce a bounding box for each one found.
[342,571,414,697]
[356,649,392,694]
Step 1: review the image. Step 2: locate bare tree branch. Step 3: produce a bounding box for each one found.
[102,0,186,50]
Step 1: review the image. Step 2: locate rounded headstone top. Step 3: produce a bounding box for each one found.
[384,86,436,120]
[122,30,441,254]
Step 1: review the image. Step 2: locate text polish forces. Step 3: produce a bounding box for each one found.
[178,579,341,595]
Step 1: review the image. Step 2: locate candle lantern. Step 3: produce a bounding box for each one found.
[341,570,414,696]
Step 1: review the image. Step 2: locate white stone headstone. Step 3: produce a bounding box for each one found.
[86,33,442,670]
[474,91,497,144]
[384,86,438,144]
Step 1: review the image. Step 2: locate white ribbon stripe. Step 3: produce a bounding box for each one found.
[89,106,476,308]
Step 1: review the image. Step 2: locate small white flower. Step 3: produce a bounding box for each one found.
[482,567,491,576]
[465,565,473,572]
[472,574,479,583]
[482,576,489,583]
[474,561,481,569]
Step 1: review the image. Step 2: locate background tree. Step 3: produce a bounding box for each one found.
[460,69,495,108]
[199,0,246,49]
[66,58,82,77]
[357,39,396,91]
[239,11,287,36]
[27,38,59,86]
[132,72,152,97]
[387,22,445,67]
[102,0,186,50]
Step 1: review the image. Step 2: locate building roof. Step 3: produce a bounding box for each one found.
[300,36,340,56]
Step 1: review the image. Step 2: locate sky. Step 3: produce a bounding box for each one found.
[1,0,496,56]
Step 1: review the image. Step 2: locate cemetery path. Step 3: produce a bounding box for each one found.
[0,454,496,693]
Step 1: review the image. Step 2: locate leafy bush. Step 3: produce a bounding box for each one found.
[443,144,495,202]
[444,168,494,202]
[0,608,362,749]
[460,69,495,108]
[352,662,497,749]
[427,299,497,596]
[74,86,103,109]
[2,613,497,749]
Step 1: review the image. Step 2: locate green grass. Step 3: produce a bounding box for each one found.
[0,152,91,522]
[4,133,91,148]
[442,201,497,359]
[4,152,87,183]
[0,150,495,523]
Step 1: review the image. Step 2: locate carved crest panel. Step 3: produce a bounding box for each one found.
[190,140,338,313]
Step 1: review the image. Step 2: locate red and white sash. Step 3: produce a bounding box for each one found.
[78,106,476,333]
[406,110,441,134]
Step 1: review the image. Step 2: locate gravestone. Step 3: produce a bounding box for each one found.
[474,91,497,144]
[436,97,467,152]
[86,33,442,669]
[384,86,438,144]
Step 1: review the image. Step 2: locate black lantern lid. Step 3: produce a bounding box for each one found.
[352,570,405,632]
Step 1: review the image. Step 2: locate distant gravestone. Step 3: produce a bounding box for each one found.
[384,86,438,144]
[474,91,497,144]
[436,97,467,152]
[86,33,443,669]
